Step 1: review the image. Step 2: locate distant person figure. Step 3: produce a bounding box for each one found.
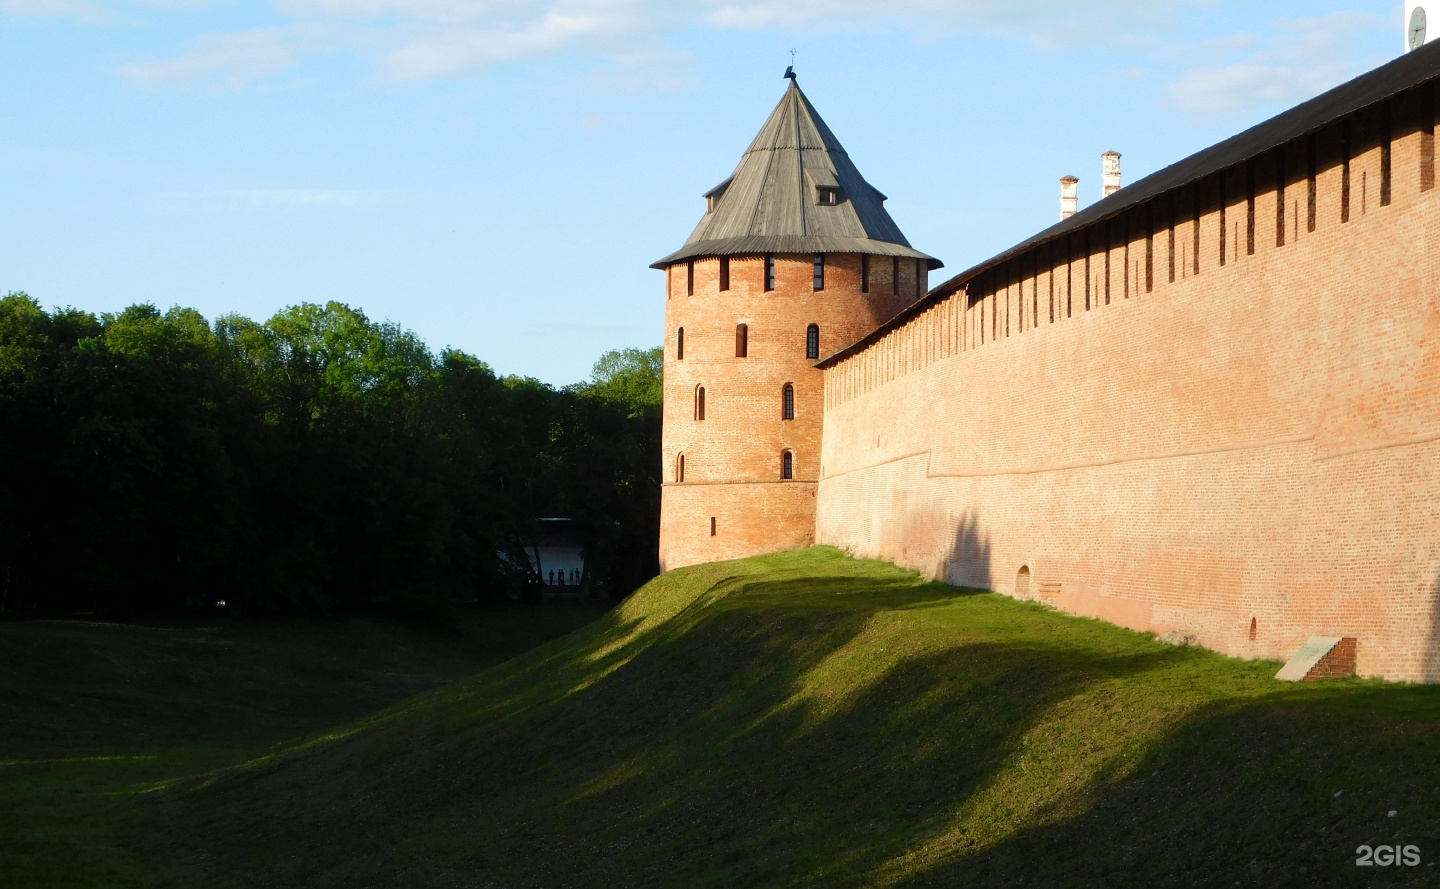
[558,571,566,586]
[548,570,554,586]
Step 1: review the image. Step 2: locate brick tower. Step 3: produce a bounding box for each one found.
[652,74,941,571]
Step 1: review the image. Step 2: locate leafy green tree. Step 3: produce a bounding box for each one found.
[556,347,663,596]
[0,295,664,617]
[582,347,663,416]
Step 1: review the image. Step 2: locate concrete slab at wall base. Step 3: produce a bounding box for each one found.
[1275,637,1358,681]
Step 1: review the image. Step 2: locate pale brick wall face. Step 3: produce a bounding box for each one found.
[818,87,1440,682]
[660,252,922,570]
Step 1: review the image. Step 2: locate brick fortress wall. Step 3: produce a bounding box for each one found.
[816,83,1440,681]
[661,252,923,570]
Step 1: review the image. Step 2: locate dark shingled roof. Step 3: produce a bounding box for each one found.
[651,79,941,270]
[817,39,1440,368]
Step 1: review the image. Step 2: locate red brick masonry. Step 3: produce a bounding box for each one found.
[816,86,1440,681]
[660,253,921,570]
[1305,637,1360,680]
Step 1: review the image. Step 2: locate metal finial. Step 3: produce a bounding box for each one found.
[785,49,797,80]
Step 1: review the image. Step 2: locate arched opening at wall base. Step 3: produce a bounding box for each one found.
[1016,566,1031,598]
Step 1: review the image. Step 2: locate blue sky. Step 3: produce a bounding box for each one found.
[0,1,1412,384]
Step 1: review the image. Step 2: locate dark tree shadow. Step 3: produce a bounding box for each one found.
[944,510,993,594]
[894,680,1440,889]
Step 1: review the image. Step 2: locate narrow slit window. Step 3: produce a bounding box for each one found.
[1081,237,1089,311]
[1048,243,1055,323]
[764,254,776,292]
[1192,182,1202,276]
[710,517,716,537]
[675,453,685,483]
[1219,172,1228,266]
[781,451,794,480]
[1423,85,1437,192]
[1307,136,1319,231]
[1124,213,1131,297]
[813,253,825,291]
[677,327,684,360]
[735,323,748,358]
[892,256,900,295]
[1144,206,1154,293]
[1381,103,1393,207]
[695,386,705,421]
[1342,120,1352,223]
[1032,262,1039,322]
[719,256,730,291]
[686,260,694,296]
[1246,161,1256,256]
[806,324,819,360]
[1276,150,1287,247]
[782,383,795,420]
[861,254,870,293]
[1167,198,1176,284]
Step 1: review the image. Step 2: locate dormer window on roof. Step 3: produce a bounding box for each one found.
[806,167,840,206]
[704,177,733,213]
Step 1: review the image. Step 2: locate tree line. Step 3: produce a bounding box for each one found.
[0,293,661,617]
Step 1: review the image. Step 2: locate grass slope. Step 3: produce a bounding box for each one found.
[145,549,1440,888]
[0,606,608,888]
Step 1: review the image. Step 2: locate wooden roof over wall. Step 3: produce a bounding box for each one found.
[817,39,1440,369]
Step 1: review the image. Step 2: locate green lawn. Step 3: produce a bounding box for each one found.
[0,604,609,888]
[7,549,1440,886]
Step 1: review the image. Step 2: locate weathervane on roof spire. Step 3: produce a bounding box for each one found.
[784,49,797,81]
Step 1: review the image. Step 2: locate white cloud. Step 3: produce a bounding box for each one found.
[380,7,631,80]
[277,0,543,24]
[0,0,103,18]
[1165,12,1390,120]
[1167,61,1353,118]
[117,0,659,84]
[122,29,299,85]
[175,189,375,207]
[701,0,1197,42]
[109,0,1389,100]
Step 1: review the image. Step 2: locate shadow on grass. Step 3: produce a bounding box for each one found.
[892,680,1440,888]
[149,549,1440,889]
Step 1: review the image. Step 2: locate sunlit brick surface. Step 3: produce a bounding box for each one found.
[660,253,922,570]
[817,94,1440,681]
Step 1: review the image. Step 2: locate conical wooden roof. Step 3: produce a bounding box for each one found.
[652,79,941,269]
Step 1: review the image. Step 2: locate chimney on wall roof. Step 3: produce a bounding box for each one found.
[1060,175,1079,220]
[1102,151,1122,198]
